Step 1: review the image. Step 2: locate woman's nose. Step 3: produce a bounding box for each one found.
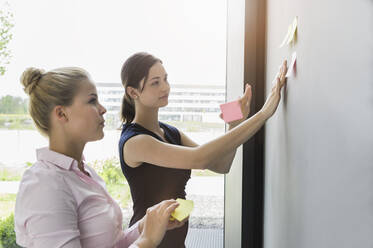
[162,80,170,91]
[100,104,107,115]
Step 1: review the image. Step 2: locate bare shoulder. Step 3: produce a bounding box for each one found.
[123,134,158,149]
[122,134,161,168]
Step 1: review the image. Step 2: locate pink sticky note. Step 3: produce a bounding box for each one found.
[286,52,297,78]
[219,100,243,123]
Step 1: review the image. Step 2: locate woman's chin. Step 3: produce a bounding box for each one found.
[160,101,168,108]
[90,131,105,142]
[98,131,105,139]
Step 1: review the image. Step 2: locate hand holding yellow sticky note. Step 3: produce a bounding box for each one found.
[170,198,194,222]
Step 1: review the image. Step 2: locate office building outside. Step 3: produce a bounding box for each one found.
[96,83,225,125]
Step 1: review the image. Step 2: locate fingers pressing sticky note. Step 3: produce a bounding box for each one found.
[170,198,194,222]
[219,100,243,123]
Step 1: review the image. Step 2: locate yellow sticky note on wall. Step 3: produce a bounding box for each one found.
[279,16,298,47]
[286,16,298,45]
[170,198,194,222]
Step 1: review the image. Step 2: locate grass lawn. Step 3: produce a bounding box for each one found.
[0,194,16,218]
[0,168,23,181]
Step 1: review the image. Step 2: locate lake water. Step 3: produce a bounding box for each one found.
[0,129,224,166]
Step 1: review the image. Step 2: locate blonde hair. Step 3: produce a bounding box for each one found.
[20,67,90,136]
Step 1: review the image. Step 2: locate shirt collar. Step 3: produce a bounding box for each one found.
[36,147,86,171]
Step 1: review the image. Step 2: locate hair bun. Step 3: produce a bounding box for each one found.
[20,67,45,95]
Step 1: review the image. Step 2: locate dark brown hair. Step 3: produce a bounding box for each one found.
[120,52,162,124]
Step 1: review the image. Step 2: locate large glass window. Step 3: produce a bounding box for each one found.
[1,0,226,246]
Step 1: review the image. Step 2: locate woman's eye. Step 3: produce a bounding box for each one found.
[89,98,97,104]
[152,81,159,86]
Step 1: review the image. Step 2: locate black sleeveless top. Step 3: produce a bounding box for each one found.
[119,122,191,248]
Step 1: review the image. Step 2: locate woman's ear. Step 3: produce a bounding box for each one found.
[126,86,139,100]
[53,105,68,122]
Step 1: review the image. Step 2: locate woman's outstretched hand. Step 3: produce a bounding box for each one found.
[137,199,184,247]
[260,60,288,119]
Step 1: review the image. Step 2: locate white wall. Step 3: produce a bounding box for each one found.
[264,0,373,247]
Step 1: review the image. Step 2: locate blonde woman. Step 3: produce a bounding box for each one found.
[14,67,184,248]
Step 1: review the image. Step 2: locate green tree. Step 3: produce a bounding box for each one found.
[0,1,14,76]
[0,95,27,114]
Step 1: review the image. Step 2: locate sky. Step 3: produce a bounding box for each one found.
[0,0,227,97]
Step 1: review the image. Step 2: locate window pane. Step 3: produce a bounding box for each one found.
[1,1,226,247]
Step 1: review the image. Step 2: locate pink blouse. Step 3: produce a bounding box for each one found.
[14,147,140,248]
